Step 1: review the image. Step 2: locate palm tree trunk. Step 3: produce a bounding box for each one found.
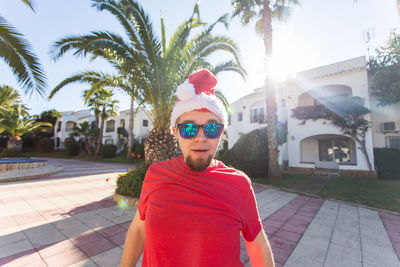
[85,137,93,154]
[126,94,135,159]
[7,136,22,151]
[93,114,100,153]
[95,108,106,155]
[263,0,282,178]
[144,127,177,163]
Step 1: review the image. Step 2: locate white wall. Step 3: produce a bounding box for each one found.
[227,89,268,149]
[370,100,400,148]
[227,56,378,171]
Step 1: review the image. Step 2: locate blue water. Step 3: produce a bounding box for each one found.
[0,158,47,163]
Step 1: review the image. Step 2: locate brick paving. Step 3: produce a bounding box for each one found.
[0,158,399,266]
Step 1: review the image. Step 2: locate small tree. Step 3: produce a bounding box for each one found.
[70,121,97,154]
[368,31,400,106]
[33,109,62,139]
[0,105,52,151]
[292,96,373,174]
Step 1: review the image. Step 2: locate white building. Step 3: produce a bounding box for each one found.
[227,56,400,176]
[54,108,152,149]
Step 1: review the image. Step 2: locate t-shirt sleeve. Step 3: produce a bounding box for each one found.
[241,184,262,242]
[137,166,153,221]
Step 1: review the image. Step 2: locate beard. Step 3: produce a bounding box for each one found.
[185,154,213,171]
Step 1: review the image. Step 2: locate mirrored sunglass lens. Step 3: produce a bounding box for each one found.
[180,124,198,138]
[204,123,222,138]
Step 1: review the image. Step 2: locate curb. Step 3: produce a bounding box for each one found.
[0,166,64,183]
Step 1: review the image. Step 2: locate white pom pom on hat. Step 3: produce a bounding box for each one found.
[175,82,195,101]
[170,69,227,128]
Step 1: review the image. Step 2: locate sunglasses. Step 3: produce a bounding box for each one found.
[176,122,224,139]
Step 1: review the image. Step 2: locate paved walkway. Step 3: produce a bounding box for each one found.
[0,159,399,267]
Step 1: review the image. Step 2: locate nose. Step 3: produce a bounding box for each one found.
[193,128,208,142]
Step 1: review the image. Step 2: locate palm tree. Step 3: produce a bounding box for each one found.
[0,85,29,115]
[232,0,299,178]
[0,0,47,97]
[0,85,21,111]
[85,88,119,155]
[50,0,246,162]
[0,105,51,151]
[49,71,140,159]
[70,121,95,154]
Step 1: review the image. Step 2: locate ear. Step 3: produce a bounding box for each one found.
[172,126,178,137]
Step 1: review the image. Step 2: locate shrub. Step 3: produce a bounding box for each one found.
[217,127,269,178]
[121,139,145,158]
[100,144,117,158]
[0,148,20,158]
[374,148,400,180]
[38,138,54,153]
[64,138,80,156]
[116,164,149,198]
[21,132,36,150]
[133,141,145,158]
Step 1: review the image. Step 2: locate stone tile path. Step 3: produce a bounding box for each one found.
[0,158,399,267]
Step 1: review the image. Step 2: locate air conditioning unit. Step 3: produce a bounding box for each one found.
[381,121,400,133]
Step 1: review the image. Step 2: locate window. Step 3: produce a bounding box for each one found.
[65,121,76,132]
[251,108,265,123]
[105,139,114,145]
[383,122,396,131]
[387,136,400,149]
[143,119,148,127]
[57,121,62,132]
[120,119,125,129]
[318,138,355,163]
[237,112,243,122]
[106,120,115,132]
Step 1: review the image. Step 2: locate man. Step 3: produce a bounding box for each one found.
[121,69,274,267]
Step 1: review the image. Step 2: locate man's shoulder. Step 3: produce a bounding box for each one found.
[213,160,251,184]
[148,156,180,172]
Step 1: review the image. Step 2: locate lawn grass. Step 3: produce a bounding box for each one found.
[252,173,311,188]
[320,176,400,213]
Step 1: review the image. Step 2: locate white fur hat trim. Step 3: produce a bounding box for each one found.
[170,93,227,129]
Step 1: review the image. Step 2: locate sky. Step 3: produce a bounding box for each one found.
[1,0,399,115]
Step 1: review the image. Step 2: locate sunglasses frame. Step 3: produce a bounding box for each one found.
[176,122,224,139]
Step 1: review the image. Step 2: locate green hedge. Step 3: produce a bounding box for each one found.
[64,138,80,156]
[374,148,400,180]
[38,138,54,153]
[116,164,149,198]
[217,127,269,178]
[100,144,117,158]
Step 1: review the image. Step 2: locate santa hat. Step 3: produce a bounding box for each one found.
[170,69,228,128]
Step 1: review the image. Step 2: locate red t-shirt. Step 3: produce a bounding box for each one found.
[137,155,262,267]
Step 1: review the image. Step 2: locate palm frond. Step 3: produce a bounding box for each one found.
[215,89,231,115]
[0,16,47,97]
[20,0,35,12]
[210,60,246,80]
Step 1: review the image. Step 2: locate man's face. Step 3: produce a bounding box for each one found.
[173,110,224,171]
